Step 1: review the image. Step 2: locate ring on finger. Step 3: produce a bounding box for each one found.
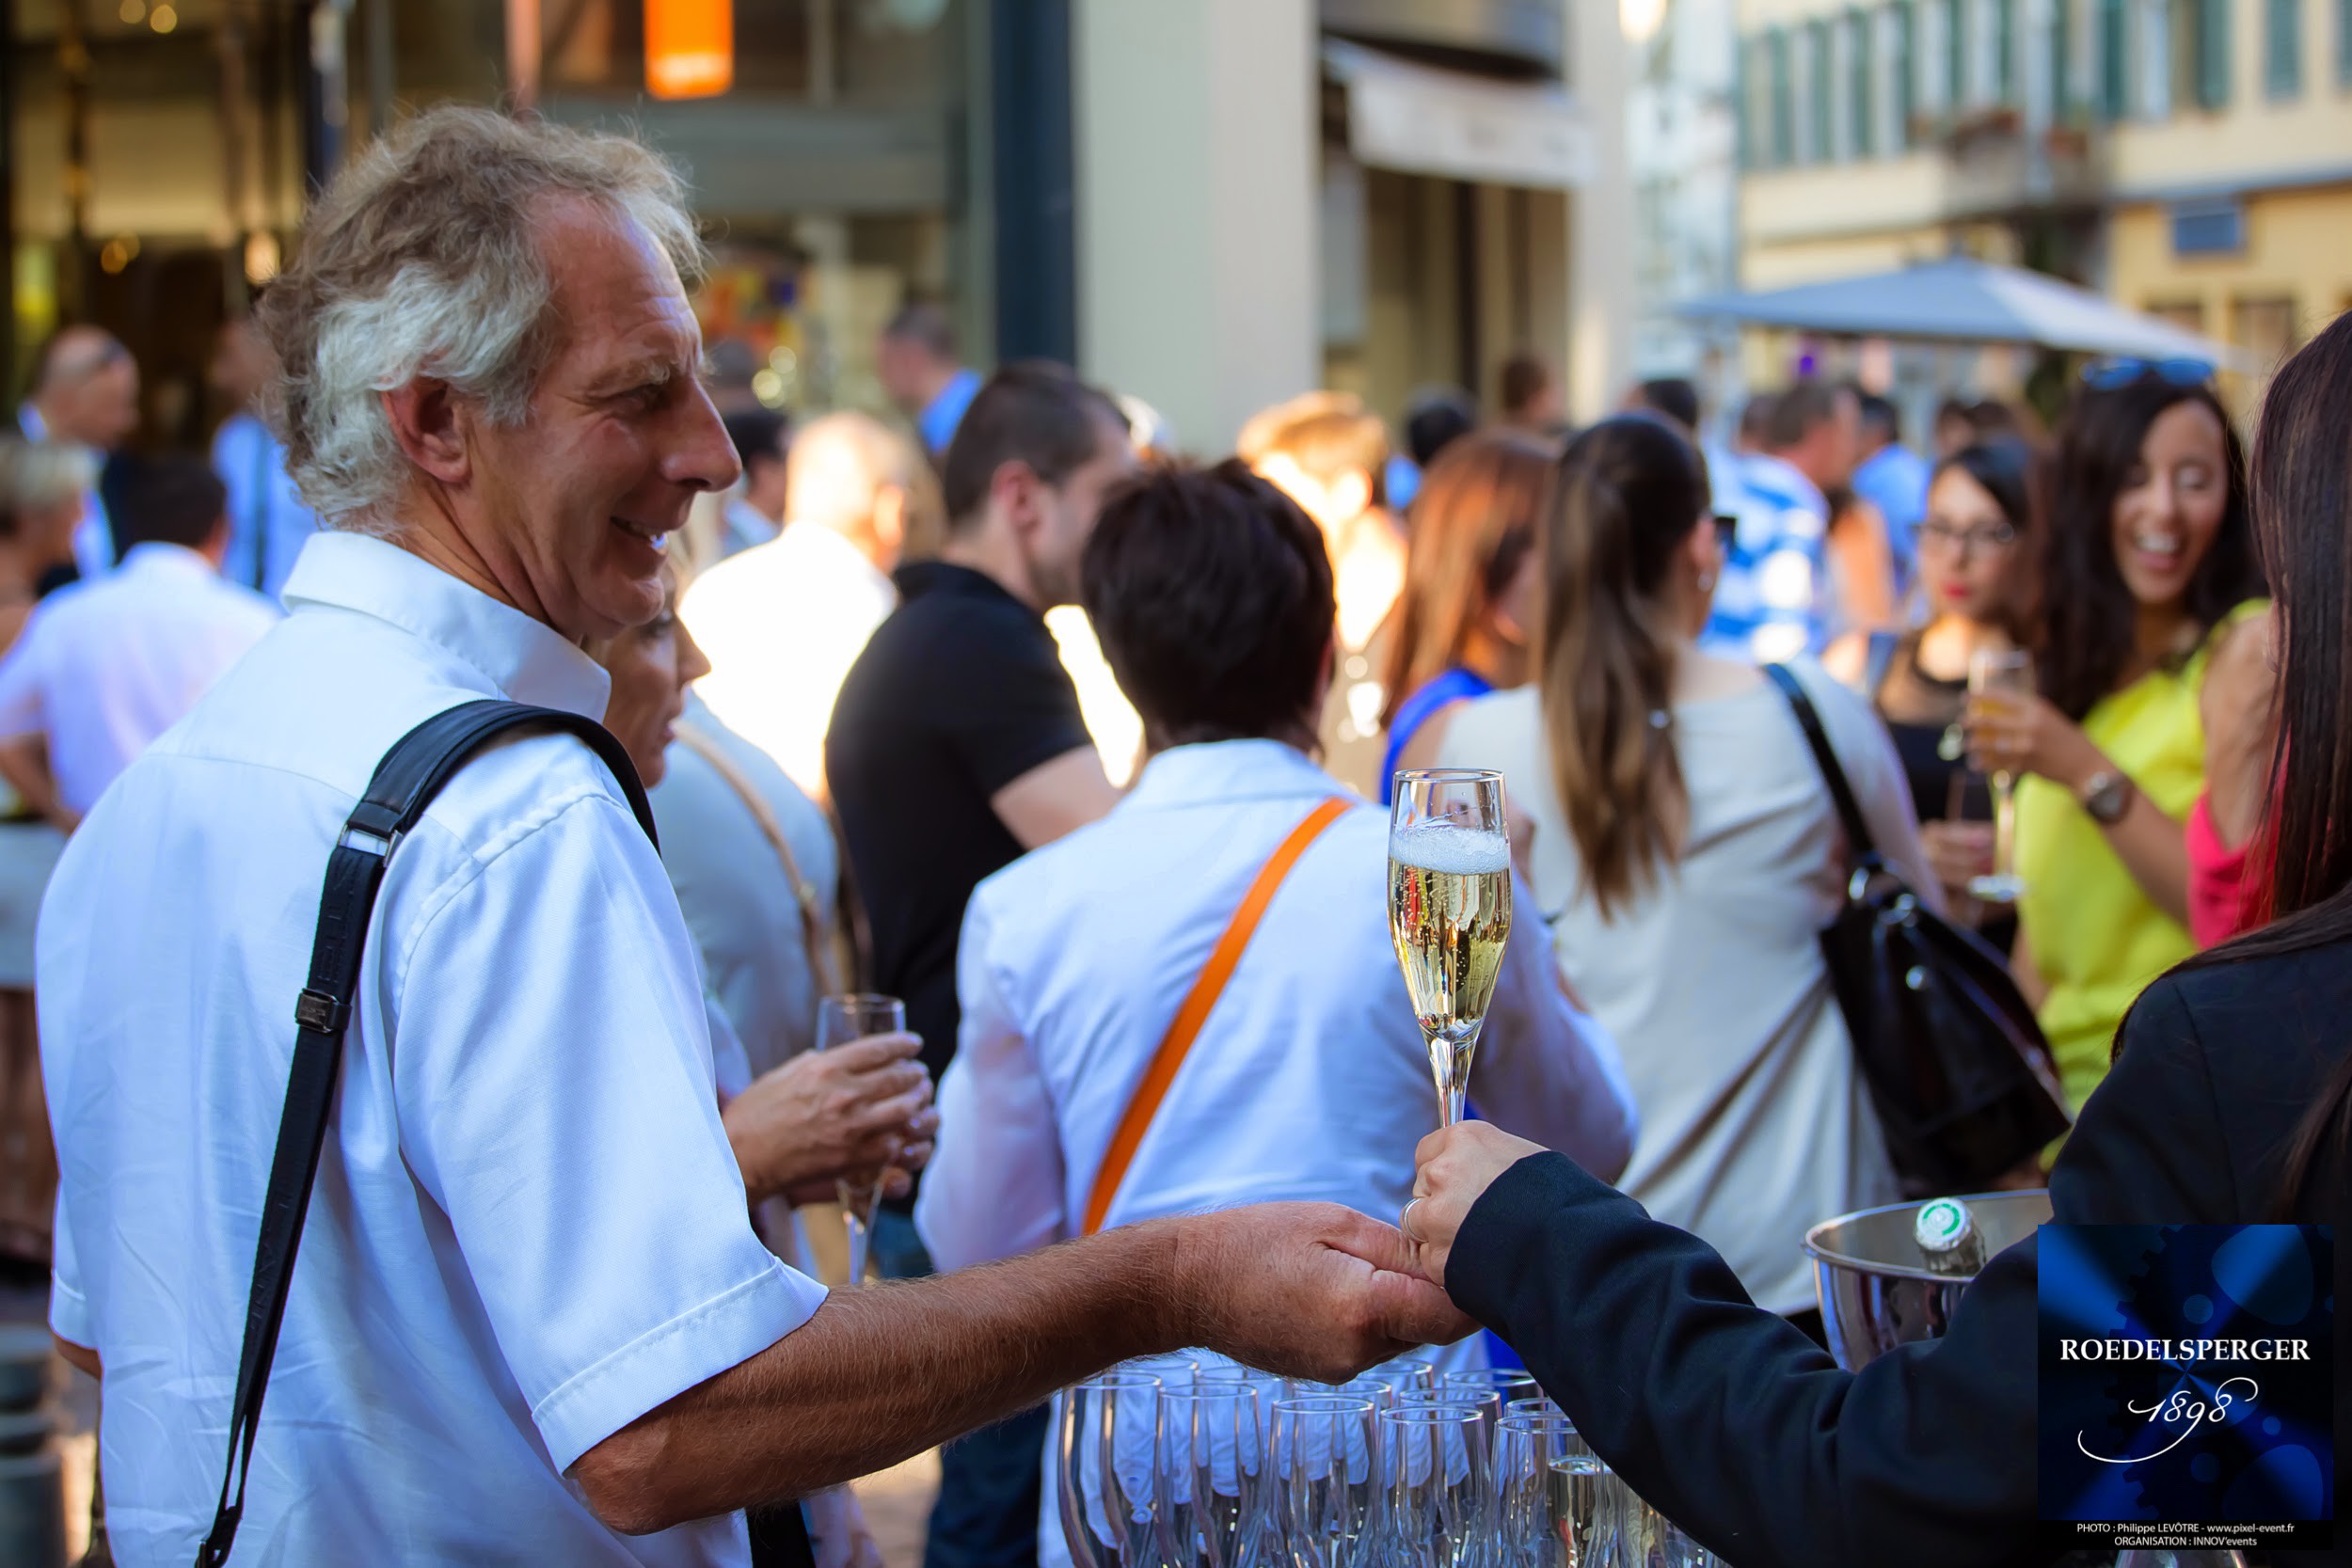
[1400,1196,1425,1241]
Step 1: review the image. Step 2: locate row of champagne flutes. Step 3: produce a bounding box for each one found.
[1057,1356,1719,1568]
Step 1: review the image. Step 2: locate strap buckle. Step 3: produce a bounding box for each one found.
[294,989,347,1036]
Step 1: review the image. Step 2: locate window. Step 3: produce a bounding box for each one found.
[2051,0,2077,119]
[1891,0,1910,139]
[1947,0,1971,104]
[1851,9,1879,155]
[1737,37,1756,166]
[2099,0,2131,115]
[2147,300,2208,334]
[2233,295,2300,368]
[2184,0,2231,106]
[1810,20,1837,156]
[2340,0,2352,82]
[2171,198,2247,253]
[1893,0,1921,140]
[1770,28,1796,164]
[1996,0,2020,100]
[2265,0,2303,94]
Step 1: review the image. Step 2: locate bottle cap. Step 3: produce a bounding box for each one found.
[1914,1197,1976,1255]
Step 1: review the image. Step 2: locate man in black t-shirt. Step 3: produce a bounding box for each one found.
[825,362,1132,1568]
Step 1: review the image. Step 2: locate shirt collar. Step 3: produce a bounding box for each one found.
[16,404,45,443]
[778,519,889,583]
[119,542,219,578]
[894,559,1038,622]
[1120,738,1348,814]
[1744,451,1828,514]
[917,368,983,453]
[278,531,612,720]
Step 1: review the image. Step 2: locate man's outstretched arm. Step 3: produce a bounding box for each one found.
[572,1201,1470,1535]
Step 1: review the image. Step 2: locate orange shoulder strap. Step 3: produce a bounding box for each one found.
[1081,797,1353,1236]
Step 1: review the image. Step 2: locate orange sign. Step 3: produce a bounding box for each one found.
[646,0,733,100]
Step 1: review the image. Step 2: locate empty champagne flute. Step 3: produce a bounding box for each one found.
[1389,770,1514,1127]
[1964,648,2034,903]
[1631,1503,1716,1568]
[814,992,905,1286]
[1493,1415,1587,1568]
[1367,1405,1492,1568]
[1441,1368,1540,1409]
[1270,1396,1381,1568]
[1059,1372,1166,1568]
[1158,1385,1268,1568]
[1396,1387,1500,1450]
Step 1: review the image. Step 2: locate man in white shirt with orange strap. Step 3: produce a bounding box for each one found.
[919,465,1637,1562]
[37,108,1470,1568]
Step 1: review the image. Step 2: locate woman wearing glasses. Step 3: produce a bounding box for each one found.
[1829,437,2035,943]
[1966,361,2266,1113]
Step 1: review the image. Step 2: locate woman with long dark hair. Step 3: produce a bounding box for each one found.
[1969,369,2266,1112]
[1377,429,1552,800]
[1425,415,1933,1330]
[1394,316,2352,1568]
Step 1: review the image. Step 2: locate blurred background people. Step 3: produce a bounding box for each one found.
[1851,390,1930,596]
[826,362,1131,1568]
[0,439,85,1278]
[1622,375,1701,436]
[1390,385,1479,515]
[1823,482,1899,639]
[921,462,1633,1566]
[715,406,792,560]
[1378,429,1551,799]
[1705,380,1860,663]
[1426,416,1931,1333]
[209,315,322,600]
[1831,437,2035,941]
[1496,352,1564,433]
[687,409,932,803]
[1973,366,2267,1112]
[0,456,275,832]
[878,302,983,460]
[12,326,138,585]
[1242,390,1404,796]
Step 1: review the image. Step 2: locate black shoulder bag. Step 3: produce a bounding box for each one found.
[196,701,659,1566]
[1762,664,2073,1195]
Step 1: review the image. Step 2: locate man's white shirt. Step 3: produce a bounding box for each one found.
[0,542,278,815]
[39,531,826,1565]
[682,521,896,800]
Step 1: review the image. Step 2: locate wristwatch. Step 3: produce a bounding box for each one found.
[2079,768,2137,826]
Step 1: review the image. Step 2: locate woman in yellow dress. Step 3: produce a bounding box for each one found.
[1967,364,2266,1112]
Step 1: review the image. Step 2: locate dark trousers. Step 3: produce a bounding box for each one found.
[870,1210,1047,1568]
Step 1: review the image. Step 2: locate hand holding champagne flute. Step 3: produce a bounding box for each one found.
[1388,770,1513,1128]
[816,992,913,1286]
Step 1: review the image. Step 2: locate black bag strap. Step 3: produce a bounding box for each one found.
[197,700,655,1567]
[1761,662,1880,864]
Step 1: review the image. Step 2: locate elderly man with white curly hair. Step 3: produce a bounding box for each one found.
[37,108,1468,1567]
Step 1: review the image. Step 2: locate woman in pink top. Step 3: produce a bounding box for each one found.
[2186,604,2277,945]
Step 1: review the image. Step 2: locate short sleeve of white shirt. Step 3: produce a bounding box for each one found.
[387,789,827,1470]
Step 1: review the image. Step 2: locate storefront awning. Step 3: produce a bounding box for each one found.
[1322,39,1593,190]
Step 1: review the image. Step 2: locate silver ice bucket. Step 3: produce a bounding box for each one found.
[1804,1190,2050,1371]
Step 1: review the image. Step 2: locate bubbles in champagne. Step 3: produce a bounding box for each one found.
[1387,820,1511,875]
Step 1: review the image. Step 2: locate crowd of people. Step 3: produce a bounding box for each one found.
[0,104,2342,1568]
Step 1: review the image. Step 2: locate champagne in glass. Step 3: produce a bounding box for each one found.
[815,992,905,1287]
[1388,770,1513,1127]
[1965,649,2034,904]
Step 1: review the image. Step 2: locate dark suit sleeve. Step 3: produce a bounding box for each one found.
[1447,1153,2042,1568]
[2047,975,2235,1223]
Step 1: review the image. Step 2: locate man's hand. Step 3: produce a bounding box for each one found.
[723,1034,937,1206]
[1402,1123,1546,1286]
[1170,1203,1475,1383]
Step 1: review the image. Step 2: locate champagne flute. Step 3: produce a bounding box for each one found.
[1964,648,2034,904]
[1059,1372,1167,1568]
[1270,1396,1381,1568]
[1157,1385,1268,1568]
[815,992,905,1287]
[1493,1415,1586,1568]
[1368,1405,1491,1568]
[1389,770,1514,1127]
[1545,1453,1637,1568]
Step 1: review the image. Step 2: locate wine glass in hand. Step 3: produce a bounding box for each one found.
[1388,771,1513,1129]
[816,992,908,1286]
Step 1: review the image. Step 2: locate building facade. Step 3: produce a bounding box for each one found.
[1728,0,2352,390]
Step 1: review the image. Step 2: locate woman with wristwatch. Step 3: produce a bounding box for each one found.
[1965,361,2266,1114]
